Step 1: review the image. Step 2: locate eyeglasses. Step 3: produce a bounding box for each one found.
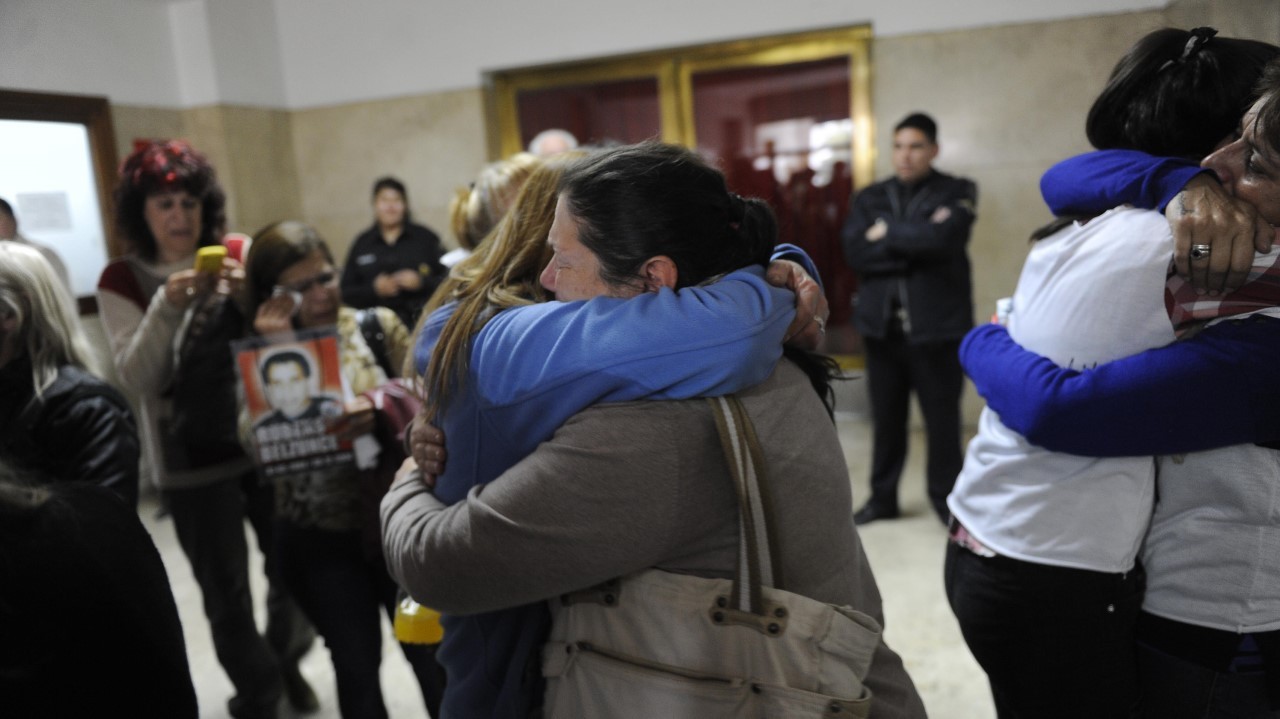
[275,271,338,295]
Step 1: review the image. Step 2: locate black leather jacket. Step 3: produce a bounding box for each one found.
[842,170,977,344]
[0,358,140,506]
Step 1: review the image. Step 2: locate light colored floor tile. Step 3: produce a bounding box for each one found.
[140,497,425,719]
[836,415,995,719]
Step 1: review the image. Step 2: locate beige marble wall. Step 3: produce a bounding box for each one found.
[110,104,186,159]
[871,10,1169,420]
[1167,0,1280,42]
[199,105,303,235]
[106,103,301,238]
[289,89,489,264]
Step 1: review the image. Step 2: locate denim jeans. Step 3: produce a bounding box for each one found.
[944,541,1144,719]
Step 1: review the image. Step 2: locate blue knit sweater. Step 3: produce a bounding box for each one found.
[962,150,1280,457]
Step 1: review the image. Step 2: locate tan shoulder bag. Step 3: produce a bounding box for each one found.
[541,396,882,718]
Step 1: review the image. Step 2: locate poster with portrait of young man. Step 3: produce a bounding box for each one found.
[233,327,352,477]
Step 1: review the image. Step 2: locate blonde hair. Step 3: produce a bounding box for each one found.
[448,153,541,252]
[0,242,98,393]
[420,152,584,419]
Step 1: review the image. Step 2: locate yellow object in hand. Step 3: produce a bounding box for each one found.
[394,593,444,645]
[194,245,226,274]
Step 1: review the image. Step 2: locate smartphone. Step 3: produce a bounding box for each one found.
[195,245,227,274]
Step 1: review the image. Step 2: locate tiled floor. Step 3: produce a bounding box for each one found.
[141,497,428,719]
[141,415,995,719]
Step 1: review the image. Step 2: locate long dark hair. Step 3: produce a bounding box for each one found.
[113,140,226,261]
[1087,28,1279,160]
[1034,28,1279,241]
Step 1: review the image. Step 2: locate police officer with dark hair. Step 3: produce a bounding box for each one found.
[843,112,977,526]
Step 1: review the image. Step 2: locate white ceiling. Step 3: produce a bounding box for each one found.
[0,0,1173,108]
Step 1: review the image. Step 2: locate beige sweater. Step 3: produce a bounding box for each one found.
[98,255,252,490]
[382,361,927,718]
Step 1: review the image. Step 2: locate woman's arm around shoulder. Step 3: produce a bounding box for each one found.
[961,317,1280,456]
[1040,150,1204,216]
[472,264,794,408]
[382,405,696,615]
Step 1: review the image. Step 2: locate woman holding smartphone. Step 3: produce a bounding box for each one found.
[97,140,316,719]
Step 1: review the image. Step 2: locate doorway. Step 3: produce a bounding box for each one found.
[0,89,119,313]
[488,26,872,357]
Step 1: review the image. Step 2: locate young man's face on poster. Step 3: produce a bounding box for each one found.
[264,358,312,419]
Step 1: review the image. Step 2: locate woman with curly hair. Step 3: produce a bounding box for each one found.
[97,140,315,719]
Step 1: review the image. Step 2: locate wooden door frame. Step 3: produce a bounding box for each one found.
[0,89,119,312]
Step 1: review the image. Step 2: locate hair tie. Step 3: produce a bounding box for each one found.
[1158,26,1217,72]
[727,192,747,230]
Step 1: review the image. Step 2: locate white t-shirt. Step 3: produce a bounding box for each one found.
[948,206,1176,573]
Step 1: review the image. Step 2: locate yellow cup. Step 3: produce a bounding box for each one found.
[394,594,444,645]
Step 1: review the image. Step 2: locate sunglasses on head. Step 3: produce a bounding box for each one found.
[276,271,337,295]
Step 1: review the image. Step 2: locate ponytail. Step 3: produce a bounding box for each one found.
[1085,27,1280,160]
[449,154,542,253]
[561,142,779,290]
[732,194,777,270]
[448,186,480,251]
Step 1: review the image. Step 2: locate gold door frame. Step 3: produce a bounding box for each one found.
[488,56,682,155]
[485,25,874,188]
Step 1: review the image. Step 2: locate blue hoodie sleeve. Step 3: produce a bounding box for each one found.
[473,264,792,409]
[1041,150,1207,216]
[771,243,824,290]
[464,265,793,459]
[960,318,1280,457]
[412,245,818,377]
[421,263,796,507]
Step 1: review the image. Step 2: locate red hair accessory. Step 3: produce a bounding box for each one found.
[119,138,207,191]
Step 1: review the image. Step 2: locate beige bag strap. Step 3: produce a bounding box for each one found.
[707,395,784,618]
